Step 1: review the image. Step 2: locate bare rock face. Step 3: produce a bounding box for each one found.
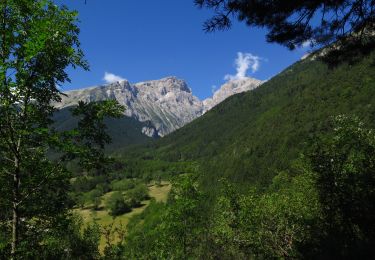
[141,126,158,138]
[203,77,263,112]
[57,76,263,137]
[130,77,203,136]
[57,77,203,137]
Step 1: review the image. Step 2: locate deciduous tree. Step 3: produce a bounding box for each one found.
[308,115,375,258]
[0,1,123,258]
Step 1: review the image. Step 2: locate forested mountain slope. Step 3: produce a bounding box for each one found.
[57,77,262,139]
[53,107,152,150]
[122,52,375,187]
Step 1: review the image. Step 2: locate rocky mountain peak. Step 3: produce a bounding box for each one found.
[58,77,202,137]
[135,76,191,94]
[203,77,263,112]
[57,76,263,138]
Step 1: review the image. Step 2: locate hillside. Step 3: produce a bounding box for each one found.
[53,107,152,150]
[56,77,262,144]
[121,51,375,187]
[57,77,203,137]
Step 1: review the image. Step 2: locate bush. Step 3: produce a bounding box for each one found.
[88,189,103,210]
[96,182,111,193]
[308,115,375,258]
[107,192,131,216]
[127,184,149,207]
[111,179,136,191]
[72,176,108,193]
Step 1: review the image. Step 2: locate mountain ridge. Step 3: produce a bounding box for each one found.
[57,76,263,137]
[118,50,375,188]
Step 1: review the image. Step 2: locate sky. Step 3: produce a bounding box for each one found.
[56,0,309,100]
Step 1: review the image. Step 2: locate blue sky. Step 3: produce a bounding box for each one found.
[57,0,309,100]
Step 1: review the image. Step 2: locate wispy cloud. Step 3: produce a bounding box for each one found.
[301,53,311,60]
[302,41,311,48]
[224,52,263,81]
[211,85,217,94]
[103,72,125,84]
[300,40,316,59]
[301,39,316,49]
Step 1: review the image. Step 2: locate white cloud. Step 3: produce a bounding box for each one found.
[302,41,311,48]
[224,52,262,81]
[103,72,125,84]
[301,39,316,49]
[211,85,217,94]
[301,53,311,60]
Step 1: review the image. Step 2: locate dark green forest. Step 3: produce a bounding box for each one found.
[101,49,375,259]
[120,50,375,188]
[53,106,152,151]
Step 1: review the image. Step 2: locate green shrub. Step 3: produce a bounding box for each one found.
[308,115,375,257]
[126,184,149,207]
[88,189,103,210]
[111,179,136,191]
[72,176,108,193]
[107,192,131,216]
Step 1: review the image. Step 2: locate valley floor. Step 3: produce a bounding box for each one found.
[73,182,171,253]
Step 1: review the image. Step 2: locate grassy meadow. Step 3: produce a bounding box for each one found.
[74,182,171,253]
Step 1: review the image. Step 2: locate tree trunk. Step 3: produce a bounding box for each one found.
[11,157,20,259]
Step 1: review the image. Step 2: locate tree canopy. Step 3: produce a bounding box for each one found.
[0,1,86,257]
[195,0,375,63]
[0,1,123,257]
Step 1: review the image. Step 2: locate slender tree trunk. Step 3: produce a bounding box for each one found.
[11,155,20,259]
[0,1,18,257]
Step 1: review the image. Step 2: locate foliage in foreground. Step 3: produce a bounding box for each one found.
[308,115,375,258]
[110,115,375,259]
[0,1,123,257]
[0,0,86,257]
[195,0,375,65]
